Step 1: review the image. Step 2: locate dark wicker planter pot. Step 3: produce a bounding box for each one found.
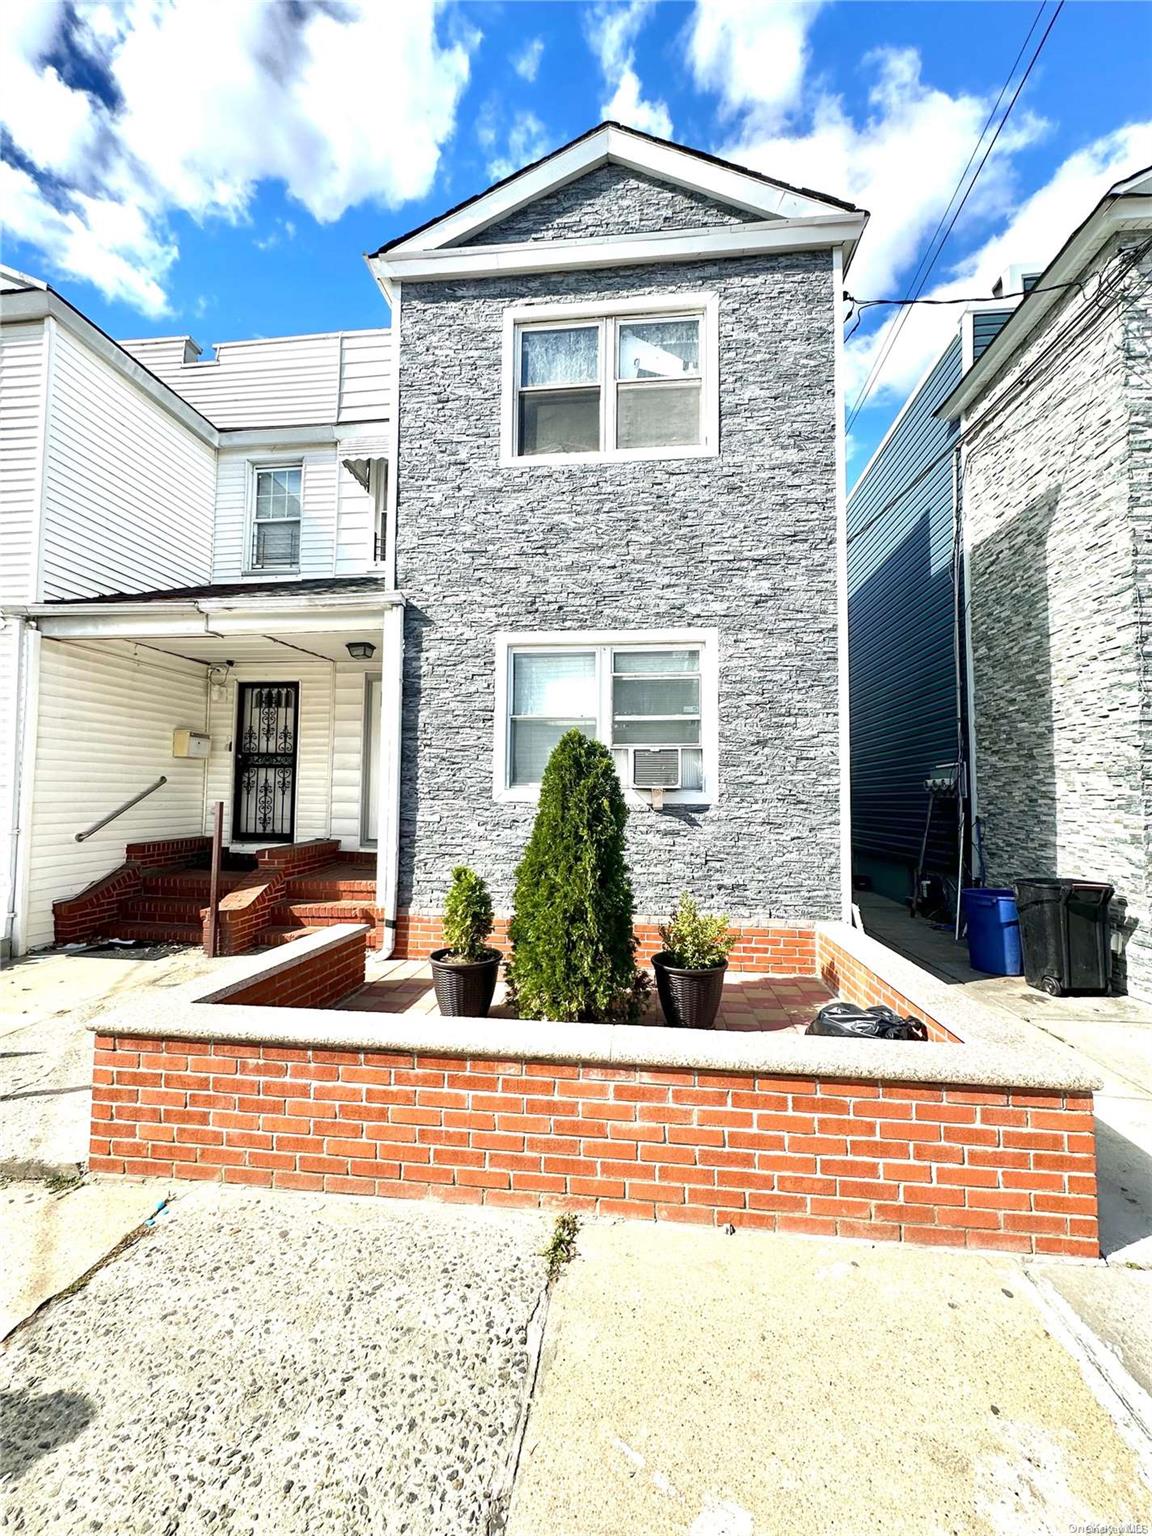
[652,952,728,1030]
[429,949,502,1019]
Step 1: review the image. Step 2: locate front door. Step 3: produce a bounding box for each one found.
[233,683,299,842]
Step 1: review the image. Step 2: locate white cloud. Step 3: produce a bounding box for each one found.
[486,111,553,183]
[845,121,1152,413]
[0,0,478,314]
[588,0,672,139]
[688,0,822,125]
[723,46,1048,300]
[513,36,544,83]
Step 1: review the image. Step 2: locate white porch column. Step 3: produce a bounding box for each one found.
[375,603,405,956]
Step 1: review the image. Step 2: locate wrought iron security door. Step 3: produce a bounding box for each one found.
[232,684,299,842]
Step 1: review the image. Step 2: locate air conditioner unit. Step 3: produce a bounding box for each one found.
[630,747,681,790]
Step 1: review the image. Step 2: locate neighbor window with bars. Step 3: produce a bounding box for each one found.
[496,636,714,800]
[250,464,302,570]
[505,296,716,463]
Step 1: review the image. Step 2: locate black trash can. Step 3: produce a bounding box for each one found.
[1014,879,1114,996]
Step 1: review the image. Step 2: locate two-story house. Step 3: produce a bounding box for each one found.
[0,122,867,963]
[0,271,396,958]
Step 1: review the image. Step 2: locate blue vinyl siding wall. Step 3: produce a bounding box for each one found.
[972,308,1014,362]
[847,339,963,902]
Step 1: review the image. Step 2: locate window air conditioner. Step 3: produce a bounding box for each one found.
[630,747,681,790]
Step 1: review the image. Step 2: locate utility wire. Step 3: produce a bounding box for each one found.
[845,275,1084,312]
[848,244,1149,550]
[846,0,1064,430]
[845,237,1152,549]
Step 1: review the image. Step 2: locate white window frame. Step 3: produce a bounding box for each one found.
[492,628,720,805]
[500,292,720,468]
[245,460,303,574]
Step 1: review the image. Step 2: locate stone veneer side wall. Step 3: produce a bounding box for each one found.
[962,235,1151,997]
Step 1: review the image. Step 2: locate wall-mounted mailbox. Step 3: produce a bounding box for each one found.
[172,729,210,759]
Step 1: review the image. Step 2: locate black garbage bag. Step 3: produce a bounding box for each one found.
[806,1002,928,1042]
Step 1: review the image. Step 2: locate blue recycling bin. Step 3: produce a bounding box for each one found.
[961,888,1023,976]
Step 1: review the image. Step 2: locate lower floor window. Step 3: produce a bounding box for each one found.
[496,630,717,802]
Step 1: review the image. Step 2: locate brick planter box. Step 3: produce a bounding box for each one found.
[87,922,1101,1258]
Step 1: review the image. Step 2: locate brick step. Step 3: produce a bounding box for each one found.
[104,920,203,945]
[120,896,205,923]
[270,901,375,923]
[254,926,320,947]
[140,870,250,897]
[284,880,376,901]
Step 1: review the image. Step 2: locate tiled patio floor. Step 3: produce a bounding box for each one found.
[342,960,832,1033]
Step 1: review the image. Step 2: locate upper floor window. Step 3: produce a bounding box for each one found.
[250,464,302,571]
[501,293,719,467]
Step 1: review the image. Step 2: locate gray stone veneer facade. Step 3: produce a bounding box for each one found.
[394,179,841,924]
[962,237,1152,998]
[464,165,759,245]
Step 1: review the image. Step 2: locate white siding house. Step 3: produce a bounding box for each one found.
[0,268,398,957]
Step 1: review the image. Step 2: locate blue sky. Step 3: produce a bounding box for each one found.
[2,1,1150,471]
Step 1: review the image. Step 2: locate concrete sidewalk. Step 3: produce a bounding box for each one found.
[508,1221,1152,1536]
[858,893,1152,1267]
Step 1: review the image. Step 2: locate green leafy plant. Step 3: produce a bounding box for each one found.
[441,865,495,961]
[659,894,736,970]
[506,729,647,1023]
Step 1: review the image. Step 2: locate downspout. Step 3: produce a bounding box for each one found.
[376,603,405,959]
[2,616,30,961]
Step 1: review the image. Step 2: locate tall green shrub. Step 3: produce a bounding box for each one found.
[507,729,645,1023]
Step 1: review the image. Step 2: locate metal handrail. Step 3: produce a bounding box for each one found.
[75,776,168,842]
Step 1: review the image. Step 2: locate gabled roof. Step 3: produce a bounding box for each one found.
[367,121,867,296]
[938,164,1152,421]
[372,121,861,257]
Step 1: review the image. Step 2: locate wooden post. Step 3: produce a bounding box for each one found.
[205,801,224,957]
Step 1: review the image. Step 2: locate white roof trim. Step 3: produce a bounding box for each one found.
[939,191,1152,421]
[0,286,220,444]
[371,213,866,297]
[383,125,854,260]
[0,263,48,292]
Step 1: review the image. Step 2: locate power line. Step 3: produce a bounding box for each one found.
[844,275,1084,312]
[846,238,1152,550]
[846,0,1064,430]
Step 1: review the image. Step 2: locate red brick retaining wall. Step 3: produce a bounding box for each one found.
[392,914,817,974]
[89,1040,1098,1257]
[217,931,367,1010]
[816,929,961,1043]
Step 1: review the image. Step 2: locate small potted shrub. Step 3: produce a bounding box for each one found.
[652,894,736,1030]
[430,866,501,1018]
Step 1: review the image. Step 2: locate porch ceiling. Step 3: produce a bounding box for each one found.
[57,630,384,665]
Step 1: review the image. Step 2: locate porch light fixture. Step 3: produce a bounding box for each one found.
[346,641,376,661]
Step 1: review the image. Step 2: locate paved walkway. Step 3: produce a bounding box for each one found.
[1,1187,550,1536]
[0,943,221,1177]
[858,893,1152,1266]
[507,1220,1152,1536]
[349,959,832,1034]
[8,1186,1145,1536]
